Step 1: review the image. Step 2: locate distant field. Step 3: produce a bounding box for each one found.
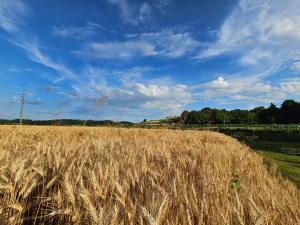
[0,125,299,224]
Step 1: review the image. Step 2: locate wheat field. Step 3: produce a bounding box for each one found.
[0,126,299,225]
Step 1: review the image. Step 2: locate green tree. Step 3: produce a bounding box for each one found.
[200,108,214,124]
[281,100,300,123]
[216,110,229,125]
[180,110,189,124]
[187,111,201,124]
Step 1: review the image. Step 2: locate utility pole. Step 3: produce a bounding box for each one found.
[19,92,25,125]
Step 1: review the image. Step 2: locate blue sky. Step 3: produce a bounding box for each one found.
[0,0,300,122]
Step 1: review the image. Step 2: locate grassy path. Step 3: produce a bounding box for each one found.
[238,139,300,187]
[258,151,300,187]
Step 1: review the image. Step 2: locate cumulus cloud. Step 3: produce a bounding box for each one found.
[209,76,229,88]
[0,0,29,32]
[198,75,272,100]
[111,83,192,112]
[194,74,300,105]
[67,67,192,119]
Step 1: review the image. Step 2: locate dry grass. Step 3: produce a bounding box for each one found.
[0,125,299,225]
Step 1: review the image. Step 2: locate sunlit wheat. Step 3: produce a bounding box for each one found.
[0,125,299,224]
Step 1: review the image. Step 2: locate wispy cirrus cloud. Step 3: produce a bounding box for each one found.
[52,22,103,40]
[140,29,201,58]
[11,39,76,81]
[11,95,44,106]
[198,0,300,75]
[106,0,140,25]
[105,0,172,25]
[76,40,157,59]
[7,66,21,73]
[0,0,29,32]
[76,28,201,60]
[0,1,76,82]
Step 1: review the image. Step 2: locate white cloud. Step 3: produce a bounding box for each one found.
[239,49,272,65]
[198,0,300,75]
[291,61,300,71]
[77,29,200,60]
[271,17,300,40]
[209,76,229,88]
[0,1,75,82]
[68,67,192,117]
[0,0,29,32]
[106,0,140,25]
[7,66,21,73]
[140,30,200,58]
[11,95,44,106]
[194,74,300,105]
[155,0,173,11]
[78,40,157,59]
[139,3,152,23]
[280,78,300,93]
[52,22,103,39]
[106,0,172,25]
[114,82,192,112]
[12,39,76,81]
[198,75,272,99]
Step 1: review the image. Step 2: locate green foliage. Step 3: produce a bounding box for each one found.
[180,99,300,125]
[187,111,202,124]
[231,172,241,192]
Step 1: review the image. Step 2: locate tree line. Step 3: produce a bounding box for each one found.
[179,99,300,125]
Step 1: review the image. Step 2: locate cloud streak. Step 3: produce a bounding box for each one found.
[52,22,103,40]
[0,0,76,82]
[76,28,201,60]
[11,39,76,81]
[198,0,300,75]
[105,0,172,25]
[77,40,157,59]
[0,0,29,32]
